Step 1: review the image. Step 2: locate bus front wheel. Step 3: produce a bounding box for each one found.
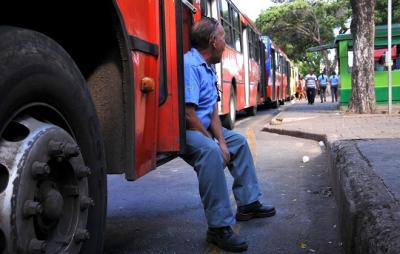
[0,26,107,254]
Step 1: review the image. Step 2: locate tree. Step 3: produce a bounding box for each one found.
[347,0,376,113]
[297,52,323,76]
[255,0,350,74]
[375,0,400,25]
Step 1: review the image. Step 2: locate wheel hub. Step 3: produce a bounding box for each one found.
[39,181,64,221]
[0,116,93,253]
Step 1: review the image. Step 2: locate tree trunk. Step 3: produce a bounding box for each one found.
[348,0,376,113]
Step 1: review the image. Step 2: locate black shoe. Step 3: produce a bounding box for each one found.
[236,201,276,221]
[207,226,248,252]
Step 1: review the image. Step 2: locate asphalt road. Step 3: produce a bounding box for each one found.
[104,104,343,254]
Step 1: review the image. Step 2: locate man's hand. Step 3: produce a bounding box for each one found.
[219,141,231,167]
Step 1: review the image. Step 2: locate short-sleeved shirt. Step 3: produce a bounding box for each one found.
[184,48,218,129]
[329,75,339,86]
[304,74,317,88]
[395,56,400,70]
[318,74,328,86]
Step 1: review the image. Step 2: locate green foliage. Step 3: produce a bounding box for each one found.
[375,0,400,25]
[296,52,323,76]
[255,0,351,65]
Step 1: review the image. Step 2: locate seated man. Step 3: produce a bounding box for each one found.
[181,17,276,252]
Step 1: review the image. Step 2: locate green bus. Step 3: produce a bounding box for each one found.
[336,24,400,105]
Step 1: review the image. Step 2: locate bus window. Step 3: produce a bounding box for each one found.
[248,30,260,62]
[221,20,232,46]
[232,9,241,52]
[220,0,229,18]
[201,0,208,17]
[220,0,232,47]
[219,0,241,52]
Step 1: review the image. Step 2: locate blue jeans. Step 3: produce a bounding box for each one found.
[181,128,262,228]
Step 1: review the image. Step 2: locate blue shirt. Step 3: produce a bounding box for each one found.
[395,56,400,70]
[329,75,339,86]
[318,74,328,86]
[184,48,218,129]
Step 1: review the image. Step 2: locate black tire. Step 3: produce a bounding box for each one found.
[221,88,236,130]
[264,98,273,109]
[0,26,106,253]
[245,105,257,116]
[271,100,279,109]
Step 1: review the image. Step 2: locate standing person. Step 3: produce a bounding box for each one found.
[317,70,328,103]
[395,49,400,70]
[182,17,276,252]
[295,75,301,100]
[304,69,318,104]
[329,71,340,102]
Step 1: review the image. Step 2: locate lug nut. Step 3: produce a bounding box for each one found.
[48,140,80,160]
[28,239,46,254]
[31,162,50,178]
[23,200,42,218]
[75,165,91,179]
[80,196,95,210]
[74,229,90,243]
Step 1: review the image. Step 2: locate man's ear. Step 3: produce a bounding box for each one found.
[209,36,216,48]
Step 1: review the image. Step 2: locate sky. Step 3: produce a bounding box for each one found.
[231,0,276,21]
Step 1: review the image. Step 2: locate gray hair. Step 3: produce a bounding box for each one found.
[190,17,220,50]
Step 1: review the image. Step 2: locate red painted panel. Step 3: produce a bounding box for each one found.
[221,47,244,112]
[282,74,288,99]
[117,0,160,178]
[236,82,245,110]
[157,0,182,153]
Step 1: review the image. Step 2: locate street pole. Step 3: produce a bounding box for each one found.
[388,0,392,114]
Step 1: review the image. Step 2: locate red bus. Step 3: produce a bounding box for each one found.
[0,0,272,253]
[189,0,263,129]
[0,1,188,253]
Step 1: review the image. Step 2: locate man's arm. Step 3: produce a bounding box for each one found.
[185,103,211,138]
[208,104,230,166]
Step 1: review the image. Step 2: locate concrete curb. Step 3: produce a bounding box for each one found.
[261,127,400,254]
[330,140,400,254]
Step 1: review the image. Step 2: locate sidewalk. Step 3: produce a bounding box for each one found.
[263,100,400,254]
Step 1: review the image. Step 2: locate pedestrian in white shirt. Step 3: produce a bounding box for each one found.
[304,69,317,104]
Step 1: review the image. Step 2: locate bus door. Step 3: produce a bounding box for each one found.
[116,0,162,179]
[117,0,184,180]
